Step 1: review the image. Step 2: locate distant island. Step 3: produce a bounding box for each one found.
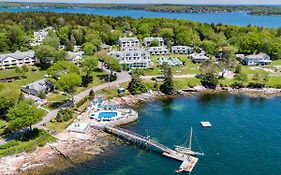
[1,2,281,16]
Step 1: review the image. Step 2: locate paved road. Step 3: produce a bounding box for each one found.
[35,70,131,128]
[0,70,131,145]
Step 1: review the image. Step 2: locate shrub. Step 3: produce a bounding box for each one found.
[247,81,265,88]
[38,90,47,99]
[231,81,245,88]
[0,140,19,150]
[200,73,219,89]
[76,96,88,108]
[55,108,73,123]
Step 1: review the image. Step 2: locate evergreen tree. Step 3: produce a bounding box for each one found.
[160,65,174,95]
[128,71,147,95]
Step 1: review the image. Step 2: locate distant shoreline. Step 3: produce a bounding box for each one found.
[1,2,281,16]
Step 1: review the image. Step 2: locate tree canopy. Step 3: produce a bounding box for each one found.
[7,101,44,131]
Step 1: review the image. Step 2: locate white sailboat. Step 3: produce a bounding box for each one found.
[174,127,204,156]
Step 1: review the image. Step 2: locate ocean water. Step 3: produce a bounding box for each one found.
[54,94,281,175]
[0,7,281,27]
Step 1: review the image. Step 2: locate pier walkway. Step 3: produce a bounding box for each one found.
[100,125,199,173]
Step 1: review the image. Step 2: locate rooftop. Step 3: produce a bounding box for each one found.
[0,50,35,62]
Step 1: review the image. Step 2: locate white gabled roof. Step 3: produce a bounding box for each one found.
[0,50,35,62]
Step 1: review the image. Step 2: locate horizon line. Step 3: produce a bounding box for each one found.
[1,1,281,6]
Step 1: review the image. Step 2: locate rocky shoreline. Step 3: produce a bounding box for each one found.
[112,86,281,107]
[0,130,110,175]
[1,86,281,175]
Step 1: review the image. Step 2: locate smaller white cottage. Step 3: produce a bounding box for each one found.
[31,26,54,46]
[147,46,169,55]
[171,46,193,54]
[189,52,209,63]
[118,37,139,49]
[143,37,164,47]
[239,53,271,66]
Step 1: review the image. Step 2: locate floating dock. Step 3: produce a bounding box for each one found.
[201,121,212,127]
[101,126,201,173]
[163,151,198,173]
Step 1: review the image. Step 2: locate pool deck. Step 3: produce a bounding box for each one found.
[66,105,138,133]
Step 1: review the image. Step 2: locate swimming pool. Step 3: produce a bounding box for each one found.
[98,112,118,119]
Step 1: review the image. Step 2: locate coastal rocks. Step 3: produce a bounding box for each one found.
[0,131,110,175]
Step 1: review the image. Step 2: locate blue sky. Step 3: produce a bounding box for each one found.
[1,0,281,5]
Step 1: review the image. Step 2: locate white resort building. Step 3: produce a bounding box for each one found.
[118,37,140,49]
[189,52,209,63]
[237,53,271,66]
[31,26,54,46]
[143,37,165,46]
[0,50,36,69]
[109,47,151,69]
[171,46,193,54]
[147,46,169,55]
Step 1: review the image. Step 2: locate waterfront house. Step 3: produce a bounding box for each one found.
[66,51,84,64]
[238,53,271,66]
[147,46,169,55]
[143,37,165,47]
[118,37,139,49]
[0,50,36,69]
[171,46,193,54]
[108,47,150,69]
[189,52,209,63]
[31,26,54,46]
[21,79,54,96]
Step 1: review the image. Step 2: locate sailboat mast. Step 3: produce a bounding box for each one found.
[188,127,193,150]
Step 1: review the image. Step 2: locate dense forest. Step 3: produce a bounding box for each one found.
[1,2,281,15]
[0,12,281,61]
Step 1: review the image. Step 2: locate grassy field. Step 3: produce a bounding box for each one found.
[75,71,108,94]
[0,129,56,158]
[265,77,281,88]
[46,93,70,102]
[95,82,129,99]
[241,66,269,75]
[143,54,200,76]
[272,60,281,66]
[46,113,77,131]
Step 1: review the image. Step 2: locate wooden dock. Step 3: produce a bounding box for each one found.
[100,125,200,173]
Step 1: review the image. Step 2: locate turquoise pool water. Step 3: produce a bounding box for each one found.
[98,112,117,119]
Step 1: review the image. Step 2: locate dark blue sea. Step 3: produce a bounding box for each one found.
[0,7,281,27]
[54,94,281,175]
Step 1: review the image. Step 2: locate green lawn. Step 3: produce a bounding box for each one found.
[0,68,46,87]
[241,66,269,75]
[46,93,70,102]
[265,77,281,88]
[75,71,108,94]
[143,54,200,76]
[272,60,281,66]
[173,78,201,89]
[0,129,56,158]
[219,78,234,87]
[46,114,77,131]
[95,82,129,99]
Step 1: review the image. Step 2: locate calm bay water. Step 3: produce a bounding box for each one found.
[1,7,281,27]
[54,94,281,175]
